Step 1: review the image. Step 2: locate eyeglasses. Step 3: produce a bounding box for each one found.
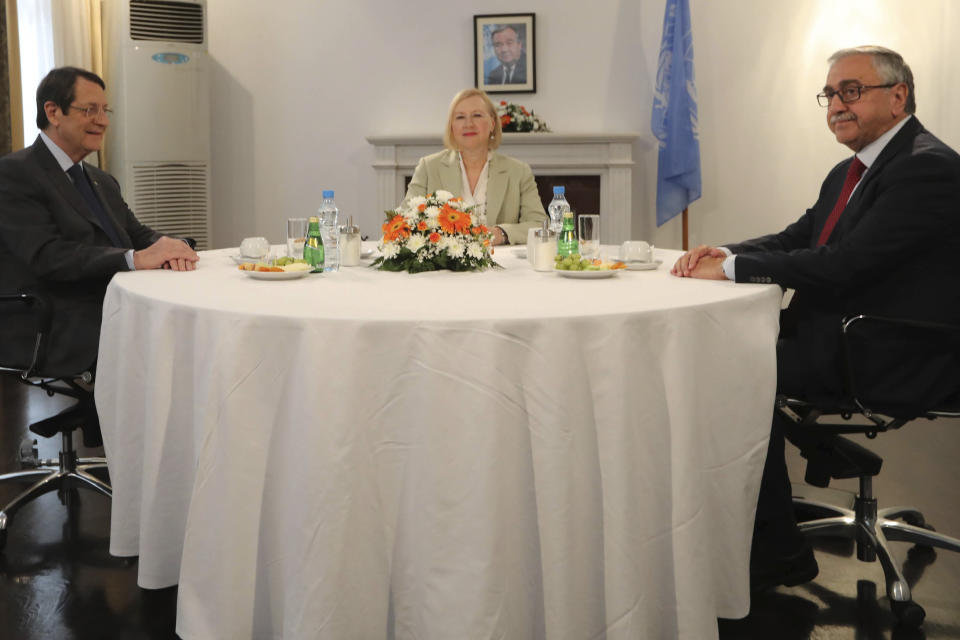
[816,84,897,107]
[69,104,114,119]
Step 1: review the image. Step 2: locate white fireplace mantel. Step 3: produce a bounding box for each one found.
[366,132,640,243]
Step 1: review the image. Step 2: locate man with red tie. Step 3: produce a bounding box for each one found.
[671,46,960,590]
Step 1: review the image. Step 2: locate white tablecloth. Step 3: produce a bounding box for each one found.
[96,246,782,640]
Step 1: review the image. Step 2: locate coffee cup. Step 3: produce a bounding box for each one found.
[240,236,270,259]
[621,240,654,263]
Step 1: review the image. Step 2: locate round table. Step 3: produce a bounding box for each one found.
[96,245,782,640]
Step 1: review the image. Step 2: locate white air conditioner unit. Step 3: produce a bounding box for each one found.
[103,0,212,249]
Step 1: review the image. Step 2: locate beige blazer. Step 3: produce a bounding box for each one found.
[403,149,547,244]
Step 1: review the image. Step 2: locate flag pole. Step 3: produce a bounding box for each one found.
[681,208,689,250]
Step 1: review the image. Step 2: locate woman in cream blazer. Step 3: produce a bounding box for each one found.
[403,89,547,245]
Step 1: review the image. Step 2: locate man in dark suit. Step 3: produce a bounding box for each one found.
[0,67,199,379]
[671,46,960,589]
[485,25,527,85]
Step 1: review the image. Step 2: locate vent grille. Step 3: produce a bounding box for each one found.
[132,163,210,249]
[130,0,204,44]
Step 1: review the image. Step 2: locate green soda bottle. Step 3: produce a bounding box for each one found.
[304,216,325,271]
[557,210,578,257]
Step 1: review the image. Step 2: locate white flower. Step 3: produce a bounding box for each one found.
[443,236,465,258]
[434,189,454,202]
[408,196,427,210]
[424,205,440,219]
[405,233,426,253]
[466,242,484,260]
[381,242,400,259]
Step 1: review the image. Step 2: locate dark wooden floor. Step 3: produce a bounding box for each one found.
[0,375,958,639]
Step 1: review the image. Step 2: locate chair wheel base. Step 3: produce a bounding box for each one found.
[891,599,926,628]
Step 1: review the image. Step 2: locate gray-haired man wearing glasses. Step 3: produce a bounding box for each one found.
[671,46,960,591]
[0,66,199,380]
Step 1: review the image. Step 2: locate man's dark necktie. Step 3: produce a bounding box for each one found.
[67,163,124,247]
[817,156,866,246]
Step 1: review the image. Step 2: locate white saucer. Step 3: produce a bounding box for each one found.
[555,269,619,279]
[624,259,662,271]
[242,270,311,281]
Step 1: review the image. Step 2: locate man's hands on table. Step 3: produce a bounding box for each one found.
[671,245,728,280]
[134,236,200,271]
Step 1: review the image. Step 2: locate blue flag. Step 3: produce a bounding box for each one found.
[651,0,701,226]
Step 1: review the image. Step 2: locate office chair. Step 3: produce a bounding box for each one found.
[776,314,960,627]
[0,292,111,551]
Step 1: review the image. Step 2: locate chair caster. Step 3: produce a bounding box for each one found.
[900,512,928,529]
[19,438,39,468]
[901,514,937,551]
[891,599,925,628]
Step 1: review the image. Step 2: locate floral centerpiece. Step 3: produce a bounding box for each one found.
[373,190,498,273]
[497,101,550,132]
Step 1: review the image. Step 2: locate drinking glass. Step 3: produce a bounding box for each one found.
[577,214,600,260]
[286,218,308,259]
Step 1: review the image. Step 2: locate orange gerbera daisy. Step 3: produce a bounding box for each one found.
[417,204,426,212]
[382,215,410,242]
[438,205,471,234]
[428,232,441,243]
[500,115,511,126]
[417,220,428,231]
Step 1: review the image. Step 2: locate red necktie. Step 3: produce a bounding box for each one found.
[817,156,866,246]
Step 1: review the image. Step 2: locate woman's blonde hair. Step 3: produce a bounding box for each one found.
[443,88,502,150]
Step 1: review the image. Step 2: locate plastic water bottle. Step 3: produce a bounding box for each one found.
[547,186,570,233]
[318,190,339,271]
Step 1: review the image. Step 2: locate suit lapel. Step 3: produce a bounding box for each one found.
[837,117,921,238]
[33,138,133,247]
[85,164,132,247]
[485,153,508,225]
[31,138,112,235]
[439,150,463,197]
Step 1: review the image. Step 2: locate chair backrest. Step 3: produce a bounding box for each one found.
[0,293,52,379]
[840,314,960,420]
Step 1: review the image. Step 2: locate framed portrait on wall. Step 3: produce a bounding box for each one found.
[474,13,536,94]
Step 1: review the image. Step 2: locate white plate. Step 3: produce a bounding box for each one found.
[625,259,662,271]
[555,269,619,279]
[242,269,312,281]
[512,247,527,259]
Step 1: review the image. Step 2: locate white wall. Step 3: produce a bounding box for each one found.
[206,0,960,251]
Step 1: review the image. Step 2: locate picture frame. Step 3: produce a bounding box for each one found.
[474,13,536,94]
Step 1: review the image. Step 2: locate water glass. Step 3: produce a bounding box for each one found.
[286,218,308,259]
[577,214,600,260]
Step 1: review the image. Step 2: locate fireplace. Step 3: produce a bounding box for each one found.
[368,132,639,243]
